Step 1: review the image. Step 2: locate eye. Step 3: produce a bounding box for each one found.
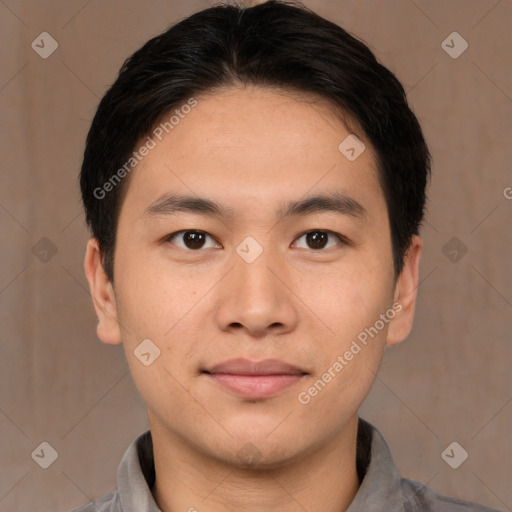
[292,230,346,250]
[164,230,221,250]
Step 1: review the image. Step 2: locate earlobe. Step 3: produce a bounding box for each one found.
[83,237,123,345]
[386,235,422,347]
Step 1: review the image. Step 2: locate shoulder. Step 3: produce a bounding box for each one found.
[400,477,501,512]
[68,490,120,512]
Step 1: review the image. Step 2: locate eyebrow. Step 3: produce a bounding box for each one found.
[141,191,368,222]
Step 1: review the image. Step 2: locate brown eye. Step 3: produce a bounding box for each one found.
[306,231,328,249]
[165,230,219,250]
[293,230,344,250]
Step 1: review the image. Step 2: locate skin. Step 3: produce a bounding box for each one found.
[84,85,421,512]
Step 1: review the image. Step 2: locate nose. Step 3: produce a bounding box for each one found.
[215,249,299,338]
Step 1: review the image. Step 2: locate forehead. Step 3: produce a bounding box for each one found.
[119,85,384,222]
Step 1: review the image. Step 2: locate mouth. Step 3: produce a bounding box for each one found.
[202,358,309,400]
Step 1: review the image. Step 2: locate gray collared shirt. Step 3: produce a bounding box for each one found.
[71,418,500,512]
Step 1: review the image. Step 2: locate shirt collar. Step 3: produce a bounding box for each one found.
[116,417,402,512]
[347,418,404,511]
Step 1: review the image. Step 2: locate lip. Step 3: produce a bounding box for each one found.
[202,358,308,399]
[204,358,307,376]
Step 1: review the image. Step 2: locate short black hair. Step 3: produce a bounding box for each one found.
[80,0,431,283]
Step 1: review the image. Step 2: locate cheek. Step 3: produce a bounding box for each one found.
[312,260,393,335]
[114,247,185,339]
[325,286,390,378]
[114,254,208,376]
[114,269,198,419]
[305,253,394,398]
[300,282,391,424]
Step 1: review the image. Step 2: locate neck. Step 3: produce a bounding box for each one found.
[150,415,361,512]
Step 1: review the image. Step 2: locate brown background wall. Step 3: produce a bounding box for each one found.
[0,1,510,511]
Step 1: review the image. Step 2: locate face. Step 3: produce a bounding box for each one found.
[85,86,421,467]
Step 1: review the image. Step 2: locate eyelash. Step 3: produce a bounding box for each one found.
[163,229,348,251]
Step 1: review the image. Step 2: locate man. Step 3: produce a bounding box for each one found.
[75,1,499,510]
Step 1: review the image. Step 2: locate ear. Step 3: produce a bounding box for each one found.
[386,235,422,347]
[83,237,122,345]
